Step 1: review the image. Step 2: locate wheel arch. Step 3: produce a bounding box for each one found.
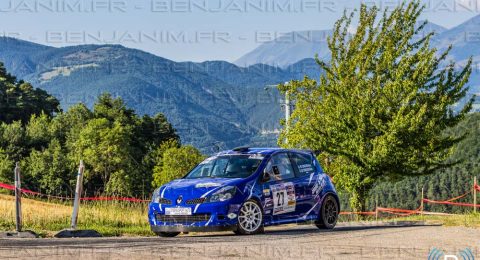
[244,195,264,213]
[321,191,341,213]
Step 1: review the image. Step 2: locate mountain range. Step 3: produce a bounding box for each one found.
[0,17,479,151]
[0,37,322,151]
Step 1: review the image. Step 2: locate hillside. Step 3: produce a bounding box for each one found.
[0,38,322,151]
[234,21,447,68]
[1,15,479,150]
[234,19,480,105]
[234,30,332,68]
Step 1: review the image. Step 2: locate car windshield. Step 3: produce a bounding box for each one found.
[185,154,264,179]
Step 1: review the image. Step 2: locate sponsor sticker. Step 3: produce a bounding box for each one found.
[263,188,271,196]
[312,176,326,196]
[270,182,296,215]
[195,182,221,188]
[298,164,314,173]
[199,156,216,164]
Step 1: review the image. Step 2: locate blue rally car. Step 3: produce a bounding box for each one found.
[148,147,339,237]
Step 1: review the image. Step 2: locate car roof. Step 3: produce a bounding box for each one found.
[216,147,313,156]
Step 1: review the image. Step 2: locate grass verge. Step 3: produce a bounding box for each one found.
[394,213,480,228]
[0,194,152,237]
[2,194,479,237]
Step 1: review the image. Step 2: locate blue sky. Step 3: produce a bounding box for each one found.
[0,0,479,62]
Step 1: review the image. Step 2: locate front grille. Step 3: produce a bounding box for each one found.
[156,214,211,223]
[186,197,206,205]
[158,198,172,205]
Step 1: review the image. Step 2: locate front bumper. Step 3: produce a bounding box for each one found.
[151,224,235,233]
[148,201,242,233]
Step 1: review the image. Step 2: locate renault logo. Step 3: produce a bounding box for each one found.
[176,195,183,204]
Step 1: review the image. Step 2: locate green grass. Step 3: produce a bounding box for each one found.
[394,213,480,227]
[0,194,153,237]
[2,194,479,237]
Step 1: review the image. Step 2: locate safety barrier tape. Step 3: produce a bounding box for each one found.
[1,181,479,208]
[339,211,376,215]
[0,181,149,203]
[446,190,471,202]
[422,198,480,208]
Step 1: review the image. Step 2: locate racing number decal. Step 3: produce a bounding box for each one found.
[270,182,296,215]
[276,192,285,206]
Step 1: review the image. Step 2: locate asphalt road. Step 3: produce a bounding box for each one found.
[0,223,479,259]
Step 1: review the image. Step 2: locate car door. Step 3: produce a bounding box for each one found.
[261,152,300,222]
[289,152,317,218]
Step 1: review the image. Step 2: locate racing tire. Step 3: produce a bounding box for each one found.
[235,200,264,235]
[315,194,338,230]
[156,232,180,237]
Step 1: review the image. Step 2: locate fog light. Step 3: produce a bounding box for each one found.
[228,213,237,219]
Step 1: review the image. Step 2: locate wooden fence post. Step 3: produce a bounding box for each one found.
[14,162,22,232]
[420,187,424,216]
[474,176,477,214]
[71,160,85,230]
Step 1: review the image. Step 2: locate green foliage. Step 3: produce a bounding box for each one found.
[152,145,204,187]
[22,139,72,195]
[0,62,60,124]
[280,2,473,212]
[363,112,480,214]
[0,65,183,197]
[0,148,13,184]
[0,121,26,162]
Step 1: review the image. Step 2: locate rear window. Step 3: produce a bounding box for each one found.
[290,152,315,177]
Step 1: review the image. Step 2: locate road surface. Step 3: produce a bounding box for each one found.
[0,223,479,259]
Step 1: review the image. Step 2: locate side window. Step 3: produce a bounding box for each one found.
[291,152,315,177]
[264,153,296,181]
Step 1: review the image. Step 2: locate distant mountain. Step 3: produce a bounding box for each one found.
[420,20,448,36]
[433,15,480,61]
[235,21,447,69]
[234,30,332,68]
[0,37,320,152]
[234,19,480,97]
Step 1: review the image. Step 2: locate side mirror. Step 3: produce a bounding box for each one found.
[272,165,280,176]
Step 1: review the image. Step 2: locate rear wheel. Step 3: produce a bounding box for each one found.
[235,200,264,235]
[156,232,180,237]
[315,195,338,230]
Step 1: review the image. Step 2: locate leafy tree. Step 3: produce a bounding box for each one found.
[138,114,179,150]
[26,113,54,150]
[0,62,60,123]
[72,118,135,196]
[55,103,93,144]
[152,144,204,187]
[93,93,137,125]
[279,2,473,212]
[0,61,188,198]
[22,139,72,195]
[0,148,14,184]
[0,121,27,162]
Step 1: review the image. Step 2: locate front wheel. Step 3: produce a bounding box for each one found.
[315,194,339,230]
[156,232,180,237]
[235,200,264,235]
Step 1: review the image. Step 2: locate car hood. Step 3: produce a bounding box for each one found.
[160,178,243,201]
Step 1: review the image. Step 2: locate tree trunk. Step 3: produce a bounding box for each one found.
[350,187,369,220]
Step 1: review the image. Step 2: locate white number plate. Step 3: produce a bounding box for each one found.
[165,207,192,216]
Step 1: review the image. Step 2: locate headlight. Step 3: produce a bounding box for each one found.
[206,186,236,203]
[152,187,161,203]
